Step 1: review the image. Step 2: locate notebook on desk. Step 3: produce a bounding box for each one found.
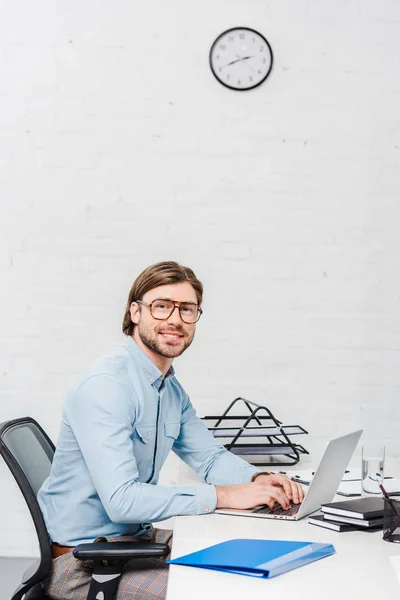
[216,430,363,521]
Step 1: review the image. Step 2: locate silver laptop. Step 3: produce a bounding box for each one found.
[216,430,363,521]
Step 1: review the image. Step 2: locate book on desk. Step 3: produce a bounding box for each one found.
[309,513,383,531]
[321,496,385,519]
[167,538,335,579]
[309,497,385,531]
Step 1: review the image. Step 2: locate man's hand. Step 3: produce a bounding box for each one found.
[216,480,290,511]
[254,473,305,505]
[215,473,305,511]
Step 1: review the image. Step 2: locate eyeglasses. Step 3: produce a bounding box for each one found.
[135,299,203,324]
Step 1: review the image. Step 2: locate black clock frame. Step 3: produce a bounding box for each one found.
[209,26,274,91]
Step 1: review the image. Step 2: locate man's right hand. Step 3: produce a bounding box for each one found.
[216,480,292,511]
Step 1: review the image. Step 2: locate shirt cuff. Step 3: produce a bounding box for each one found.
[195,484,217,515]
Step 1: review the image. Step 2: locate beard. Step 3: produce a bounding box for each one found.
[136,321,194,358]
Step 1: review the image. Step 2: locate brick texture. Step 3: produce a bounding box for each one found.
[1,0,400,555]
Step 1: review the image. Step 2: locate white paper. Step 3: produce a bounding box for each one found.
[341,468,361,481]
[338,478,400,496]
[280,468,400,496]
[336,480,363,496]
[279,469,314,483]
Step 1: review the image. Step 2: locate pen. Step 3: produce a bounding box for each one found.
[379,482,400,540]
[379,482,399,514]
[281,469,351,480]
[307,470,350,476]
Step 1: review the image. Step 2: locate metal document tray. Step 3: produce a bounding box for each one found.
[202,397,308,466]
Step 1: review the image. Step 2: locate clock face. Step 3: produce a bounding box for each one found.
[209,27,273,91]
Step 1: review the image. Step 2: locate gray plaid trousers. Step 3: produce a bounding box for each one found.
[43,528,173,600]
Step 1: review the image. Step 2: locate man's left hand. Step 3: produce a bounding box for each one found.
[255,473,305,504]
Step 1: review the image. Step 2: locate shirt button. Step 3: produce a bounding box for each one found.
[204,507,209,513]
[145,433,150,440]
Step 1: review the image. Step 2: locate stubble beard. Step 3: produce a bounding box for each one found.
[137,321,194,358]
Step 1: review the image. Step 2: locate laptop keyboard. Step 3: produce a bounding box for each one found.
[252,501,300,517]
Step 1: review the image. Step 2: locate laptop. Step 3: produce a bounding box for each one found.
[216,430,363,521]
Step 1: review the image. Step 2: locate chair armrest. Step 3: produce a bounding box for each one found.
[73,541,170,561]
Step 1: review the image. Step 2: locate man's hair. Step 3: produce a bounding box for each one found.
[122,261,203,336]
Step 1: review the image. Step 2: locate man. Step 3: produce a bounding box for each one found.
[38,261,304,600]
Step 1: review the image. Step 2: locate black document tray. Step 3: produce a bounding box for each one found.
[202,397,308,466]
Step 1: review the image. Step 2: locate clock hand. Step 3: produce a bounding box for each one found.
[241,56,257,73]
[236,54,255,62]
[222,54,256,69]
[225,57,244,67]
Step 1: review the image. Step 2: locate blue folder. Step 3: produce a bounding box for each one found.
[167,538,335,578]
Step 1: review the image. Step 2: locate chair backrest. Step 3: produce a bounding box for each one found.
[0,417,55,595]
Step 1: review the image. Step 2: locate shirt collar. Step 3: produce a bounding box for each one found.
[126,337,175,390]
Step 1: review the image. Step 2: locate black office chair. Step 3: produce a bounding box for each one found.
[0,417,170,600]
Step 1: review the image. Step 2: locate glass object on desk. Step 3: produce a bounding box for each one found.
[383,495,400,543]
[361,444,385,495]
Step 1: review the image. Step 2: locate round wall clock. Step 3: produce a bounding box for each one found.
[209,27,273,91]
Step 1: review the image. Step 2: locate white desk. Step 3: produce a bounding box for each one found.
[166,511,400,600]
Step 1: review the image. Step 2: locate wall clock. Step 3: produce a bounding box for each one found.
[209,27,273,91]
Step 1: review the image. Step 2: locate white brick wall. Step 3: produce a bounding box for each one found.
[1,0,400,556]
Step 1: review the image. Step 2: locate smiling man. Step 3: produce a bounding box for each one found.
[38,261,303,600]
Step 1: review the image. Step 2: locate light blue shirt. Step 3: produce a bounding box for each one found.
[38,338,258,545]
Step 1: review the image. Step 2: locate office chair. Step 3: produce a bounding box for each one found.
[0,417,170,600]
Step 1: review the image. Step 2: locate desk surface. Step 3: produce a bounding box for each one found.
[166,510,400,600]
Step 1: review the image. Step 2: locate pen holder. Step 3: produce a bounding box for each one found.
[383,495,400,543]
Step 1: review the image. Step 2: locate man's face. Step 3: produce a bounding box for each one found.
[131,282,199,359]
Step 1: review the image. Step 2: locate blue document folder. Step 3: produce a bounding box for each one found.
[167,538,335,578]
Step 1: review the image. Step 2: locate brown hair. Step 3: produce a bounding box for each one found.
[122,261,203,336]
